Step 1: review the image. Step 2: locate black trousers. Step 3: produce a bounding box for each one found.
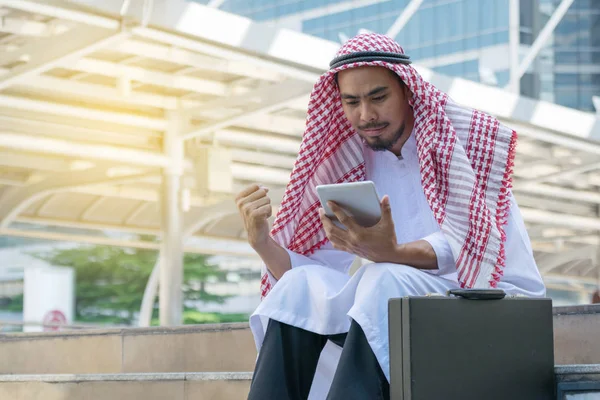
[247,319,389,400]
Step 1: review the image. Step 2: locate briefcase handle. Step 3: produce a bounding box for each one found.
[447,289,506,300]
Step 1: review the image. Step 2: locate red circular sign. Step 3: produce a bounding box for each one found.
[43,310,67,331]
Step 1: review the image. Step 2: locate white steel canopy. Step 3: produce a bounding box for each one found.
[0,0,599,324]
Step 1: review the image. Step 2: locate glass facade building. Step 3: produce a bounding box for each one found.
[201,0,599,112]
[542,0,599,111]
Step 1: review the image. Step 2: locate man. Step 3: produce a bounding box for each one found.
[235,33,545,400]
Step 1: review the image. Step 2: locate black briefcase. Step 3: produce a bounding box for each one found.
[388,290,555,400]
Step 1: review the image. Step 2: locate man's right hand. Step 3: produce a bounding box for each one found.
[235,184,292,280]
[235,184,272,248]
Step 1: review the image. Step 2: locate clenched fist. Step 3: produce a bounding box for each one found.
[235,184,273,248]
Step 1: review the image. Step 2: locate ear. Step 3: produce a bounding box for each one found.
[403,84,415,108]
[402,83,413,100]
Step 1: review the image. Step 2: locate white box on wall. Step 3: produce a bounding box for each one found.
[23,266,75,332]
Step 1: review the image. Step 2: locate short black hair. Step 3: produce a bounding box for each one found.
[334,68,406,88]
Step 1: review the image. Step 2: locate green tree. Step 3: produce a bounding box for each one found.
[31,244,245,326]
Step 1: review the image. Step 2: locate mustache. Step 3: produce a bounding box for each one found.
[358,122,389,130]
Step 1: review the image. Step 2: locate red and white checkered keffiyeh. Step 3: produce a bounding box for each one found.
[260,33,516,299]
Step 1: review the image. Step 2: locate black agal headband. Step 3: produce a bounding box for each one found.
[329,51,412,70]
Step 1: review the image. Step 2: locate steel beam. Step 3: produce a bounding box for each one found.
[509,0,575,87]
[66,58,227,97]
[22,75,200,110]
[508,0,520,93]
[212,129,301,155]
[0,226,254,256]
[207,0,227,8]
[267,0,389,25]
[182,80,313,141]
[536,245,597,274]
[0,17,50,36]
[132,27,323,82]
[0,94,166,130]
[0,132,168,167]
[0,167,151,229]
[521,161,600,185]
[112,39,281,82]
[521,207,600,231]
[386,0,425,39]
[0,114,162,149]
[0,0,119,29]
[0,25,128,91]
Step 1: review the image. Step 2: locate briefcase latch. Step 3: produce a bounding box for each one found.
[446,289,506,300]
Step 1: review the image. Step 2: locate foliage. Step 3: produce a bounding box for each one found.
[28,244,244,326]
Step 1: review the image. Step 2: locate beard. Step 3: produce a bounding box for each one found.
[363,122,406,152]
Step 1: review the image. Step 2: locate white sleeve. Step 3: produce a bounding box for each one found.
[285,241,356,275]
[421,231,457,275]
[500,194,546,296]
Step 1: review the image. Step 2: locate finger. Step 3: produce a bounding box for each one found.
[245,197,271,215]
[327,201,358,230]
[330,240,348,252]
[237,187,270,209]
[320,209,351,243]
[319,207,339,225]
[319,208,340,232]
[330,233,357,254]
[327,228,351,250]
[251,196,271,209]
[258,185,270,194]
[251,204,273,220]
[380,195,393,221]
[235,184,269,202]
[235,184,260,202]
[319,208,335,233]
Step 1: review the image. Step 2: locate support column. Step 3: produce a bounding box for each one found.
[508,0,521,94]
[138,254,161,327]
[159,111,185,326]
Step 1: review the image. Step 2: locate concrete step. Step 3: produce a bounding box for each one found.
[1,306,599,376]
[2,366,598,400]
[0,323,257,375]
[555,364,600,397]
[0,372,252,400]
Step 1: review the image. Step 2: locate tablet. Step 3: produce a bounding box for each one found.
[316,181,382,228]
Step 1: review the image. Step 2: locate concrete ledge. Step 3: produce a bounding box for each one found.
[553,305,600,315]
[555,364,600,384]
[0,322,250,341]
[553,305,600,365]
[555,365,600,376]
[0,323,256,374]
[0,372,253,383]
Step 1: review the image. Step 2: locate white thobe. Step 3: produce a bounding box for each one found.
[249,133,546,398]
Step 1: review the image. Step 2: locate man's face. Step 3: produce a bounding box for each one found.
[337,66,414,154]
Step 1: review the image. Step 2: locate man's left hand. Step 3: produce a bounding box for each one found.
[319,195,399,262]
